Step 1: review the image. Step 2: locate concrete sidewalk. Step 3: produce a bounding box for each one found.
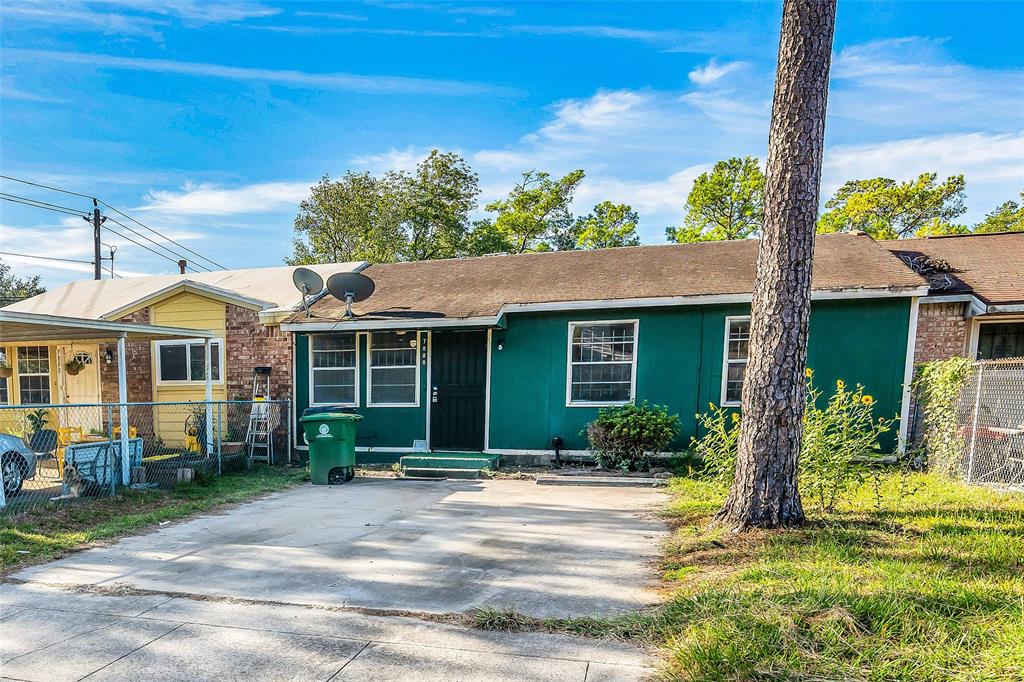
[0,582,652,681]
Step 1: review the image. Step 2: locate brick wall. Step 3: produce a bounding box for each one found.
[913,301,969,364]
[99,304,293,404]
[224,304,293,401]
[99,307,154,402]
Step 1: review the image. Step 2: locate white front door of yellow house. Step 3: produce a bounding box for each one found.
[56,345,102,431]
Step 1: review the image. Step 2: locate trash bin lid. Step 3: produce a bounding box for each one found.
[300,406,362,422]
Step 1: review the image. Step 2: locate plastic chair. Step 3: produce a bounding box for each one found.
[29,429,60,477]
[113,426,138,439]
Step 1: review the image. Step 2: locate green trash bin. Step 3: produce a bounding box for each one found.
[299,409,363,485]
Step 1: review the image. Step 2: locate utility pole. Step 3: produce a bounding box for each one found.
[85,198,106,280]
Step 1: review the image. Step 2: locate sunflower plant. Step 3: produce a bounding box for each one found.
[800,371,896,513]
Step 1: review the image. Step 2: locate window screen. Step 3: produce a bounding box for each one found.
[568,322,636,404]
[17,346,50,404]
[369,332,418,405]
[311,334,357,405]
[723,318,750,404]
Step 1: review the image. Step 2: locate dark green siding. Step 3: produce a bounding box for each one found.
[293,297,911,456]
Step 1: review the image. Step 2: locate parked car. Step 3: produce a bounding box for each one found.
[1,433,38,497]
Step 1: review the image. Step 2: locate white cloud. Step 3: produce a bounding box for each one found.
[6,49,503,96]
[137,181,312,216]
[688,59,747,86]
[822,131,1024,218]
[350,147,435,174]
[830,37,1024,133]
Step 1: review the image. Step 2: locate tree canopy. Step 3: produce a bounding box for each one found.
[574,201,641,249]
[289,151,480,265]
[666,156,765,243]
[485,169,586,254]
[817,173,967,239]
[973,193,1024,234]
[0,261,45,305]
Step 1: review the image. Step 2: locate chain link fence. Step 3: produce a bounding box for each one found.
[0,400,291,514]
[954,359,1024,488]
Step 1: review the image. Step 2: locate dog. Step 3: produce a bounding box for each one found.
[49,463,88,501]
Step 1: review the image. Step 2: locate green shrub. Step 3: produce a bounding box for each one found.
[584,401,680,472]
[690,370,896,512]
[911,356,972,477]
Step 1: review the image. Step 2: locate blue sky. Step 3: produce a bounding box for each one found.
[1,0,1022,288]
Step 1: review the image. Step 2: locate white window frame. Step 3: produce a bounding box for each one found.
[16,345,52,405]
[309,333,359,407]
[720,316,751,407]
[154,338,226,386]
[968,315,1024,360]
[565,319,639,408]
[367,331,421,408]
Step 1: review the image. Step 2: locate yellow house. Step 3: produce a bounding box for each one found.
[2,263,361,446]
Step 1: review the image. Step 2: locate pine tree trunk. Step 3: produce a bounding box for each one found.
[715,0,836,531]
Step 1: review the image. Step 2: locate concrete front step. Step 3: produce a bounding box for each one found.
[402,467,483,480]
[536,475,669,487]
[399,455,498,471]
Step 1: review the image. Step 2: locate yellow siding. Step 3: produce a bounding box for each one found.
[150,292,227,446]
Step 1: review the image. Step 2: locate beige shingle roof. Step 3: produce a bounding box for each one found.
[4,263,363,320]
[292,233,927,324]
[886,232,1024,305]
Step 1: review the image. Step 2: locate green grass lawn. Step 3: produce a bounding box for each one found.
[474,473,1024,681]
[1,465,308,575]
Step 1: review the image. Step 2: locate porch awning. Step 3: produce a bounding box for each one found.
[0,310,215,343]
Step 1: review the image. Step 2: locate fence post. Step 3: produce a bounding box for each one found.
[0,444,7,510]
[107,404,116,495]
[285,400,291,466]
[966,363,984,484]
[216,402,222,476]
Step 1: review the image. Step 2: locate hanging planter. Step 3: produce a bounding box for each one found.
[65,356,86,376]
[0,360,11,379]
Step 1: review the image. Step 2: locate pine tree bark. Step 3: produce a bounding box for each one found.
[715,0,836,531]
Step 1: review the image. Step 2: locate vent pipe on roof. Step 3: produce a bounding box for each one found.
[178,259,187,274]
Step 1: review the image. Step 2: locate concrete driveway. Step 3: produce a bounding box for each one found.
[13,478,669,618]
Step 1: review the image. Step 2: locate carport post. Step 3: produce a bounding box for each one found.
[204,338,214,456]
[117,334,130,485]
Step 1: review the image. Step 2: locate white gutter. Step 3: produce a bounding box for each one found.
[282,316,499,332]
[987,303,1024,314]
[0,310,216,341]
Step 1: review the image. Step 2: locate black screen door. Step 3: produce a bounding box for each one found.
[430,331,487,451]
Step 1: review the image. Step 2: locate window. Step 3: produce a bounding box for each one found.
[567,321,637,405]
[368,332,419,406]
[721,317,750,405]
[977,322,1024,360]
[0,377,8,405]
[311,333,357,405]
[156,340,222,383]
[17,346,51,404]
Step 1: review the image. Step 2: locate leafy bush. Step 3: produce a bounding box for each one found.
[584,402,680,472]
[911,356,972,477]
[690,370,896,512]
[691,404,740,485]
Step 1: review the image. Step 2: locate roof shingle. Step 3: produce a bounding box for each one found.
[294,233,926,323]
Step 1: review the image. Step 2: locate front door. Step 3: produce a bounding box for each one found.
[56,345,102,432]
[430,331,487,451]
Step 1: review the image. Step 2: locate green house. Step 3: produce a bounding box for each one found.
[282,233,929,464]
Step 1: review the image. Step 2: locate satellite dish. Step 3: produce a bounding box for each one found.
[292,268,324,318]
[327,272,376,319]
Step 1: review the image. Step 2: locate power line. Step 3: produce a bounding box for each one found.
[0,193,87,217]
[97,199,228,271]
[0,174,94,200]
[103,222,206,272]
[1,174,228,271]
[0,251,94,264]
[103,216,211,273]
